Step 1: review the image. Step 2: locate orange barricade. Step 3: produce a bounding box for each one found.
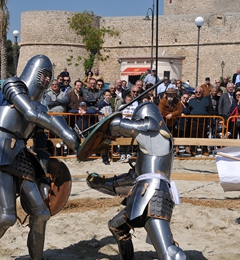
[26,113,240,160]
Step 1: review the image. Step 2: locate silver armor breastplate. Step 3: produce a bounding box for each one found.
[135,149,173,179]
[0,106,35,139]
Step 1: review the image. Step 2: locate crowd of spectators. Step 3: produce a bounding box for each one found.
[39,66,240,159]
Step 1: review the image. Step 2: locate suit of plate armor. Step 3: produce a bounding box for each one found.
[0,55,78,260]
[87,102,186,260]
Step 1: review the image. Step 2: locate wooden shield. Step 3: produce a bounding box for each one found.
[77,111,122,161]
[20,158,71,216]
[46,158,72,215]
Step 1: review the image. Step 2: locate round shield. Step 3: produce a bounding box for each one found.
[46,158,72,215]
[77,111,122,161]
[20,158,71,216]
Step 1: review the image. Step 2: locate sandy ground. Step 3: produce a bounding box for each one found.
[1,158,240,260]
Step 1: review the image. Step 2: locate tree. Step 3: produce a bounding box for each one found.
[0,0,9,79]
[68,11,119,72]
[0,39,18,77]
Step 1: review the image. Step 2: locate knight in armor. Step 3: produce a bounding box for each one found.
[86,102,186,260]
[0,55,79,260]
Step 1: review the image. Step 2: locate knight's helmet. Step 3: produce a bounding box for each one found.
[132,102,170,133]
[20,55,52,102]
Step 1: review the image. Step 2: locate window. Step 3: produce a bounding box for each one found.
[164,71,170,79]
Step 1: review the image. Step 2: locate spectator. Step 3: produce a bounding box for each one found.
[115,78,123,98]
[158,88,182,136]
[45,80,69,112]
[141,95,151,103]
[144,69,160,86]
[188,86,214,156]
[121,80,131,99]
[157,76,169,99]
[177,92,191,155]
[128,86,140,156]
[218,82,235,121]
[145,83,159,105]
[217,88,223,97]
[206,86,219,116]
[92,68,104,81]
[77,101,96,138]
[97,90,113,165]
[220,76,229,93]
[140,69,151,82]
[167,78,177,90]
[119,94,136,161]
[66,80,85,128]
[82,78,103,110]
[109,84,123,112]
[83,70,93,89]
[66,80,84,112]
[121,80,127,89]
[60,67,69,78]
[109,83,123,156]
[229,88,240,139]
[135,80,144,94]
[96,79,104,91]
[214,79,221,91]
[232,68,240,87]
[201,77,213,97]
[130,85,140,108]
[189,92,195,100]
[176,79,186,99]
[62,76,72,93]
[97,89,113,117]
[121,94,136,119]
[57,74,64,90]
[206,86,220,139]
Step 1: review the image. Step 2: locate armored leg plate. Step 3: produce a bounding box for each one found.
[145,218,186,260]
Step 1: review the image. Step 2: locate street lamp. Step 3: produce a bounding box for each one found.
[155,0,159,84]
[12,30,20,76]
[221,61,225,78]
[195,16,204,88]
[52,63,56,79]
[143,1,154,70]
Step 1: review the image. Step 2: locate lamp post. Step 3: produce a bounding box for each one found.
[52,63,56,79]
[195,17,204,88]
[143,0,154,70]
[221,61,225,78]
[12,30,20,76]
[155,0,159,84]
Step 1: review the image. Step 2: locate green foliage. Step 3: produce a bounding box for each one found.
[220,75,231,82]
[0,39,18,76]
[68,10,119,71]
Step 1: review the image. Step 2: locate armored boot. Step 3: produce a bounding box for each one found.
[108,209,134,260]
[27,213,49,260]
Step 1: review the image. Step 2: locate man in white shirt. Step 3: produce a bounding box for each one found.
[157,77,169,99]
[144,69,160,86]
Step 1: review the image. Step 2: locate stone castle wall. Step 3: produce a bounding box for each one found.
[18,11,88,80]
[18,7,240,86]
[164,0,240,15]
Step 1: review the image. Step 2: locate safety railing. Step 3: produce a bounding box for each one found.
[26,113,240,160]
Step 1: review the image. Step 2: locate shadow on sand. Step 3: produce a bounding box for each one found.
[14,235,208,260]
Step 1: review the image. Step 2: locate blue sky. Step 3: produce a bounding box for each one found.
[7,0,164,41]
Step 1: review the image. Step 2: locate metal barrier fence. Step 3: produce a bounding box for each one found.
[27,113,240,160]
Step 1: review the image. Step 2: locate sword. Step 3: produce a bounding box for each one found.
[79,79,164,135]
[74,124,85,140]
